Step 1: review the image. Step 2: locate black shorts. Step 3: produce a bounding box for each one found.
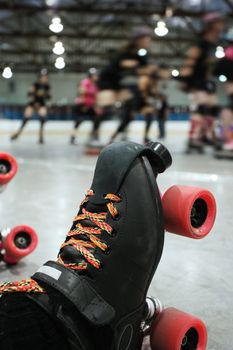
[28,99,46,108]
[123,86,146,112]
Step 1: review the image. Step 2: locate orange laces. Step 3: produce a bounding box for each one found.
[57,190,121,270]
[0,190,121,295]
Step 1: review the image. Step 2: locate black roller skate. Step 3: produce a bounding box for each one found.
[0,141,172,350]
[186,139,204,154]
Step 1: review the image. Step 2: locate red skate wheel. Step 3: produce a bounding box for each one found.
[0,153,18,186]
[3,225,38,264]
[162,185,216,239]
[150,307,207,350]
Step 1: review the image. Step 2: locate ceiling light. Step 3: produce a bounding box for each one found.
[49,17,63,33]
[46,0,57,5]
[219,75,227,82]
[55,57,65,69]
[154,21,169,37]
[53,41,65,55]
[89,67,97,74]
[2,66,13,79]
[138,48,147,56]
[172,69,179,77]
[215,46,225,59]
[165,7,173,17]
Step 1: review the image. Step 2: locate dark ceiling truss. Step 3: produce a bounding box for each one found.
[0,0,231,73]
[0,3,231,17]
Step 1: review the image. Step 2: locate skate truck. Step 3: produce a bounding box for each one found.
[0,152,38,265]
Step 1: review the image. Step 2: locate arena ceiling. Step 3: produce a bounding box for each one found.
[0,0,232,73]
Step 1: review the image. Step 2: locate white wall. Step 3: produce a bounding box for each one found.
[0,72,228,106]
[0,72,85,105]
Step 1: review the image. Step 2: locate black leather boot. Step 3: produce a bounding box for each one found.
[1,141,172,350]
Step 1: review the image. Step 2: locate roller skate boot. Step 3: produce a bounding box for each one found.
[1,141,172,350]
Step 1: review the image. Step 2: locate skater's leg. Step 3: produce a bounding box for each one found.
[38,106,47,144]
[220,107,233,142]
[90,108,100,141]
[187,91,207,150]
[189,113,204,142]
[158,118,165,139]
[70,105,84,144]
[10,105,33,140]
[110,100,133,142]
[144,113,153,143]
[203,104,219,144]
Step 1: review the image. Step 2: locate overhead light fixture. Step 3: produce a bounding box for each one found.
[46,0,57,5]
[41,68,48,75]
[171,69,179,77]
[49,17,63,33]
[138,48,147,57]
[89,67,97,74]
[154,21,169,37]
[219,74,227,82]
[53,41,65,55]
[165,7,173,17]
[55,57,65,69]
[2,66,13,79]
[215,46,225,59]
[152,14,160,21]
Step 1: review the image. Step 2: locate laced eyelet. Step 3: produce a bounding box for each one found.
[112,212,121,221]
[116,193,122,202]
[111,229,117,237]
[98,263,104,271]
[104,246,111,255]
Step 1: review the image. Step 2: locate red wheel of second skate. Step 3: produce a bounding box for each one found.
[0,152,18,185]
[150,308,207,350]
[162,185,216,239]
[3,225,38,263]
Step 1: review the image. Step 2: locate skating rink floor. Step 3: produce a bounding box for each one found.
[0,119,232,349]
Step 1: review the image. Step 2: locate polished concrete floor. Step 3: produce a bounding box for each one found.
[0,120,232,349]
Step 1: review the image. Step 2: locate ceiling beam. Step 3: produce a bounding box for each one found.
[0,3,226,18]
[0,31,195,42]
[0,48,186,59]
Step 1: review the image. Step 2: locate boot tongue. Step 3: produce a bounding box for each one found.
[59,201,107,270]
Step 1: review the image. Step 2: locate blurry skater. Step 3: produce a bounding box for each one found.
[157,94,168,139]
[140,73,159,143]
[98,26,157,142]
[214,45,233,150]
[141,73,169,143]
[70,69,99,145]
[178,13,225,152]
[11,70,51,144]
